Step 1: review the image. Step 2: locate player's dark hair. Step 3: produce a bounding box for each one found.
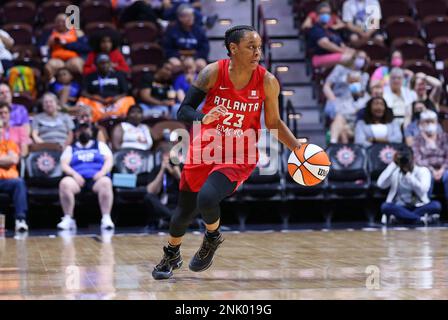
[224,25,257,57]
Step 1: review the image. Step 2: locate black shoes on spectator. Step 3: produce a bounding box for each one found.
[189,232,224,272]
[152,246,183,280]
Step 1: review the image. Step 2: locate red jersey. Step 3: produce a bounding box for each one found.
[180,59,267,192]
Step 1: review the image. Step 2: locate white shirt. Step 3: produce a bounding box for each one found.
[383,85,417,120]
[342,0,382,28]
[61,141,112,163]
[120,122,153,151]
[0,29,13,60]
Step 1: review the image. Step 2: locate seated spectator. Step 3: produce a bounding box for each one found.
[174,57,197,102]
[163,4,210,72]
[301,5,345,32]
[0,83,30,135]
[342,0,383,46]
[404,101,442,146]
[119,0,161,27]
[0,28,14,75]
[49,67,81,112]
[0,102,31,157]
[31,93,75,149]
[144,142,181,230]
[83,31,130,76]
[45,14,86,81]
[411,72,443,112]
[324,51,370,143]
[138,62,179,118]
[354,97,402,147]
[383,68,417,126]
[307,2,356,68]
[111,105,153,151]
[76,54,135,122]
[76,105,108,143]
[378,147,441,225]
[412,110,448,205]
[58,122,115,230]
[162,0,218,29]
[354,82,384,121]
[0,118,28,232]
[370,50,413,88]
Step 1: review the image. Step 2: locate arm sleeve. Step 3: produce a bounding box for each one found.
[377,162,398,189]
[388,120,403,143]
[83,52,96,75]
[177,85,207,123]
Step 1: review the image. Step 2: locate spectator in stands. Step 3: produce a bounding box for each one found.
[411,72,442,112]
[76,105,108,143]
[324,51,370,143]
[162,0,218,29]
[0,29,14,75]
[31,93,75,149]
[404,101,442,146]
[138,62,179,118]
[49,67,81,112]
[174,57,197,102]
[144,142,181,230]
[0,117,28,232]
[370,50,413,88]
[383,68,417,126]
[0,102,31,157]
[342,0,383,46]
[119,0,162,28]
[354,97,402,147]
[378,147,440,225]
[307,2,356,68]
[0,84,31,136]
[163,4,210,72]
[301,4,345,32]
[412,110,448,204]
[83,31,130,76]
[45,14,86,81]
[111,104,153,151]
[58,123,115,230]
[76,54,135,123]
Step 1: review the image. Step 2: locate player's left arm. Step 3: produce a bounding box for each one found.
[263,72,301,151]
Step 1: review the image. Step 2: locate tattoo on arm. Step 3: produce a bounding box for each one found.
[194,65,213,92]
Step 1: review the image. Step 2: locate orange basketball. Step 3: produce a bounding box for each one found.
[287,144,331,186]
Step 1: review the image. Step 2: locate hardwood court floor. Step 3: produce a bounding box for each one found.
[1,228,448,299]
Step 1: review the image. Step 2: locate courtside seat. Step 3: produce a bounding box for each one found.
[367,143,403,199]
[113,148,156,203]
[25,148,63,205]
[326,144,370,198]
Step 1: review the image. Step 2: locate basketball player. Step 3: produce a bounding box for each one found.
[152,25,301,280]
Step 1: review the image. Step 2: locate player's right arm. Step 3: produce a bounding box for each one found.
[176,62,227,124]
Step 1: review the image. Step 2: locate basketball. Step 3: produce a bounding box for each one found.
[288,144,331,186]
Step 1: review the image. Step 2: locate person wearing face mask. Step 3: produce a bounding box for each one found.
[58,123,115,231]
[111,104,153,151]
[378,147,441,226]
[370,50,414,88]
[354,97,402,147]
[307,2,356,68]
[404,101,441,146]
[412,110,448,205]
[323,51,370,143]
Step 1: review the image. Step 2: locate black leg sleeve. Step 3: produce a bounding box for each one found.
[169,191,199,238]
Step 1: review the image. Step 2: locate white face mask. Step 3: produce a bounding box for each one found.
[423,123,437,135]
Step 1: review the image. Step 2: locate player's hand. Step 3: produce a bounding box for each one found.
[202,105,227,125]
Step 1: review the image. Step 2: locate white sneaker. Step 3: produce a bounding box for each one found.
[15,219,29,232]
[101,215,115,230]
[57,216,76,230]
[420,214,430,226]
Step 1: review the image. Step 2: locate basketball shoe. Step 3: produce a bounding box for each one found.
[189,231,224,272]
[152,246,183,280]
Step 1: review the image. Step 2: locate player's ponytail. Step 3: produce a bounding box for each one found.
[224,25,256,57]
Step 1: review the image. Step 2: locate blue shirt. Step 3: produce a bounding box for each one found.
[163,23,209,60]
[307,23,343,55]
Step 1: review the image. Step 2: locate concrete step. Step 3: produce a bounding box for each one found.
[287,106,321,125]
[203,0,252,38]
[208,39,227,62]
[272,62,311,84]
[259,0,298,38]
[281,85,317,107]
[270,39,305,61]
